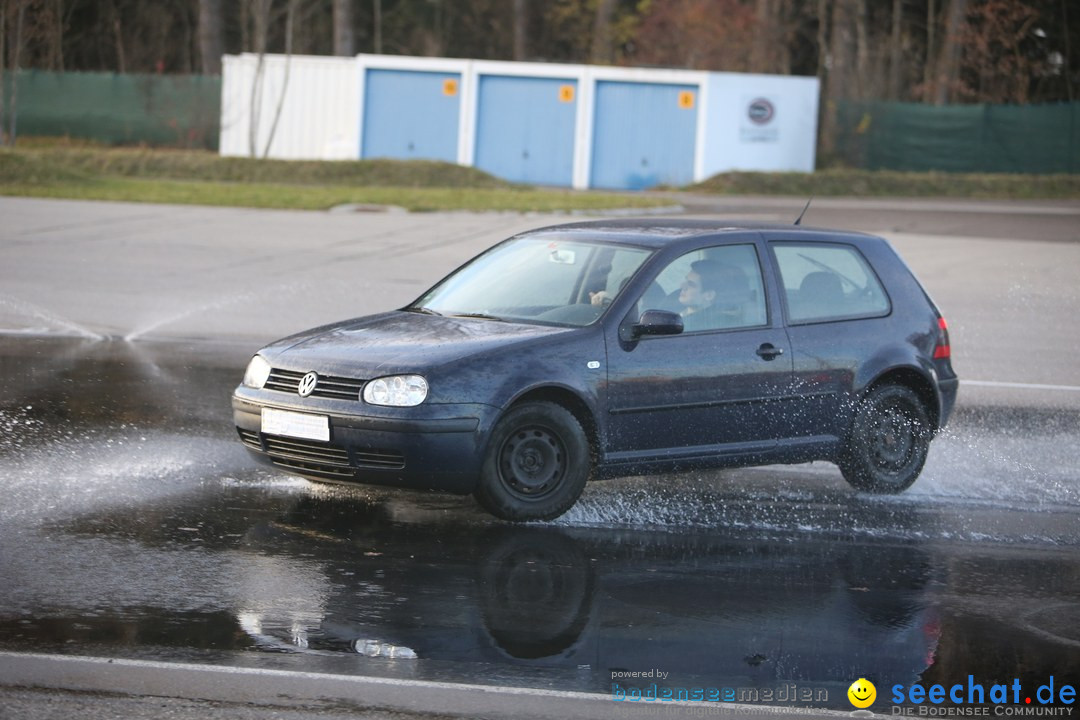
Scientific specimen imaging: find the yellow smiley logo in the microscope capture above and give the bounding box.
[848,678,877,709]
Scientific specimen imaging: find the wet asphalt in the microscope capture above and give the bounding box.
[0,197,1078,716]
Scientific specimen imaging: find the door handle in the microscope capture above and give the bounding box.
[756,343,784,360]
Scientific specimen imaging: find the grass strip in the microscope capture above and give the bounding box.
[4,142,1077,208]
[0,146,671,212]
[0,175,669,213]
[691,169,1080,200]
[0,145,512,188]
[5,147,514,188]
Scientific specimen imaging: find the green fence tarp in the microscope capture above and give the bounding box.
[1,70,220,149]
[835,100,1080,174]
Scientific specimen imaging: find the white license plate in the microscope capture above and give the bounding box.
[261,408,330,442]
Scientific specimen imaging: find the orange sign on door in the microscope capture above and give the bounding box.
[443,78,459,96]
[678,91,696,109]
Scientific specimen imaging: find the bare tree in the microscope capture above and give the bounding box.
[1,0,1075,108]
[818,0,858,159]
[198,0,224,74]
[107,0,125,72]
[923,0,936,95]
[590,0,616,65]
[752,0,790,73]
[333,0,353,56]
[239,0,249,53]
[828,0,856,101]
[512,0,526,61]
[816,0,828,84]
[888,0,903,99]
[372,0,381,54]
[245,0,299,157]
[51,0,62,69]
[7,0,26,145]
[248,0,270,157]
[854,0,871,98]
[815,0,829,153]
[631,0,755,71]
[934,0,968,104]
[263,0,298,158]
[1,0,6,146]
[1064,0,1074,102]
[956,0,1043,104]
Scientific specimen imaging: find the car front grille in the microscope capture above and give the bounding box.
[353,449,406,469]
[238,428,406,476]
[264,435,354,478]
[237,428,262,451]
[265,368,366,400]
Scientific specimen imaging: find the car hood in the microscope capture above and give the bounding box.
[260,311,572,375]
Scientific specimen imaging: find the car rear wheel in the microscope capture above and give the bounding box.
[839,384,932,493]
[475,402,591,522]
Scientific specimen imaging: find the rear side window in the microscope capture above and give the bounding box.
[772,243,890,324]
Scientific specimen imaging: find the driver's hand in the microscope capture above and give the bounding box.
[589,291,611,306]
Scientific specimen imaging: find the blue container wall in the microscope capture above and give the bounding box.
[361,69,460,162]
[473,75,577,186]
[590,81,698,190]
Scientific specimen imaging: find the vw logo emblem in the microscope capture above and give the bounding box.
[297,372,319,397]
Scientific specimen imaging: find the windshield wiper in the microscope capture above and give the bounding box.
[451,312,506,322]
[404,306,443,316]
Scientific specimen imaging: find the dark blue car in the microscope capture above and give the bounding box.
[233,220,958,521]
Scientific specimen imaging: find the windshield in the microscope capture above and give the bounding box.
[411,236,653,327]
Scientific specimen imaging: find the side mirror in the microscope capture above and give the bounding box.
[632,309,684,338]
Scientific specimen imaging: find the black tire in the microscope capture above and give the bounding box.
[475,401,591,521]
[839,384,932,493]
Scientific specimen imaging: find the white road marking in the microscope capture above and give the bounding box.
[0,650,603,700]
[963,380,1080,392]
[0,651,859,718]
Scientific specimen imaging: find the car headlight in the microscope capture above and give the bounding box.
[363,375,428,407]
[243,355,272,389]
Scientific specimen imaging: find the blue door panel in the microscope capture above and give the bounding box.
[362,69,460,162]
[590,81,698,190]
[474,75,577,186]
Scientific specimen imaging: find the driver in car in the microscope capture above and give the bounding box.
[679,260,749,331]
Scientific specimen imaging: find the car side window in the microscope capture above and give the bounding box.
[638,244,768,333]
[772,243,890,324]
[588,246,656,301]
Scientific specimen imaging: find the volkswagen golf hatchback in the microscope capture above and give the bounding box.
[233,220,958,521]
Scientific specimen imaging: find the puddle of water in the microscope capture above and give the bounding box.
[1,335,1079,711]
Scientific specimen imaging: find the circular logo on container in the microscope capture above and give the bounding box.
[297,372,319,397]
[748,98,775,125]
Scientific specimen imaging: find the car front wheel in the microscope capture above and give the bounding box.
[475,402,591,522]
[839,384,932,493]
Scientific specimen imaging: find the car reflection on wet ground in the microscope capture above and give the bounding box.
[1,336,1078,712]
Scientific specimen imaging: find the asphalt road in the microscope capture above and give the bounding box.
[3,194,1079,387]
[1,196,1078,719]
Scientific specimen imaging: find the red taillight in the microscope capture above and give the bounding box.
[933,316,951,359]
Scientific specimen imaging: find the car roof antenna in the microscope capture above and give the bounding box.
[794,196,814,226]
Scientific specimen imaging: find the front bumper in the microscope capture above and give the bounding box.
[232,387,497,494]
